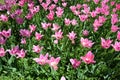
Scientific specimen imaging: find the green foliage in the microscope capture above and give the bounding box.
[0,0,120,80]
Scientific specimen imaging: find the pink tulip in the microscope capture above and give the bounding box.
[60,76,66,80]
[64,18,71,26]
[46,10,54,21]
[52,30,63,40]
[56,7,64,18]
[67,31,77,44]
[29,24,36,32]
[0,47,6,57]
[79,15,88,22]
[111,14,118,25]
[33,53,49,65]
[41,22,51,30]
[48,4,56,10]
[0,14,8,22]
[52,23,60,31]
[16,49,26,58]
[21,38,26,44]
[7,45,19,55]
[81,51,96,64]
[53,0,58,4]
[117,31,120,40]
[111,25,119,32]
[112,41,120,51]
[82,30,89,36]
[0,35,6,45]
[101,38,113,49]
[47,57,60,70]
[70,58,81,68]
[93,0,99,4]
[62,2,67,7]
[71,19,77,26]
[1,29,11,38]
[25,13,33,20]
[32,45,43,53]
[80,37,94,48]
[116,3,120,10]
[41,2,48,11]
[20,29,31,37]
[35,32,43,41]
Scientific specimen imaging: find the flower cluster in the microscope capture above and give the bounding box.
[33,53,60,70]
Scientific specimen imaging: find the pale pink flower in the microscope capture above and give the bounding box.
[117,31,120,40]
[90,11,97,18]
[0,47,6,57]
[52,23,60,31]
[81,51,96,64]
[15,9,23,15]
[31,6,40,14]
[52,30,63,40]
[18,0,25,7]
[73,10,80,16]
[111,14,118,25]
[82,6,90,14]
[7,45,19,55]
[28,2,34,9]
[70,58,81,69]
[53,0,58,4]
[93,0,99,4]
[54,40,58,44]
[67,31,77,44]
[56,7,64,18]
[111,25,119,32]
[112,8,117,13]
[79,15,88,22]
[35,32,43,41]
[16,49,26,58]
[47,57,60,70]
[80,37,94,48]
[101,38,113,49]
[93,19,102,32]
[82,30,89,36]
[0,35,6,45]
[48,4,56,10]
[39,0,43,3]
[29,24,36,32]
[1,29,11,38]
[46,0,51,5]
[76,4,82,9]
[70,6,76,13]
[64,18,71,26]
[41,22,51,30]
[60,76,66,80]
[62,2,67,7]
[101,4,109,15]
[46,10,54,21]
[25,13,33,20]
[32,45,43,53]
[111,41,120,51]
[33,53,49,65]
[98,16,106,24]
[20,29,31,37]
[41,2,48,11]
[71,19,77,26]
[21,38,26,44]
[95,7,101,14]
[0,14,8,22]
